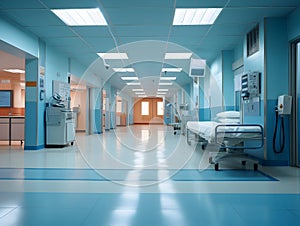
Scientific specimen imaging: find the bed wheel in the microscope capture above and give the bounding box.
[253,163,258,171]
[201,144,206,150]
[174,131,176,135]
[214,163,219,171]
[209,156,213,164]
[242,160,246,166]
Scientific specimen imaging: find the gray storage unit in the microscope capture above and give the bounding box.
[46,107,75,146]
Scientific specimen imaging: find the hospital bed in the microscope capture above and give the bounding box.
[186,119,264,171]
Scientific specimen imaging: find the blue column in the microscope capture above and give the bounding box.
[128,97,134,125]
[24,58,45,150]
[91,88,102,134]
[110,87,116,129]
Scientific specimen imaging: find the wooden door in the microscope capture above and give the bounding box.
[133,98,164,124]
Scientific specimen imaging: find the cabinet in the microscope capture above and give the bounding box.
[46,107,75,146]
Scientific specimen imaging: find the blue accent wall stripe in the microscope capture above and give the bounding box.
[25,101,37,147]
[24,144,45,151]
[199,108,211,121]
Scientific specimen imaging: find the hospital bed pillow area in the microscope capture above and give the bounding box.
[215,110,240,124]
[186,111,264,171]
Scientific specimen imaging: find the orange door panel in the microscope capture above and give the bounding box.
[133,98,163,124]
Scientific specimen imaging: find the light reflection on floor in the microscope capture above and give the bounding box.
[0,125,299,225]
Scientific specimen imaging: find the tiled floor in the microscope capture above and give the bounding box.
[0,125,300,226]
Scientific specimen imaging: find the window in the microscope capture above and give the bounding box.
[157,102,164,115]
[247,24,259,57]
[141,101,149,115]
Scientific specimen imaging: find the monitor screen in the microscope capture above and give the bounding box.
[0,90,13,108]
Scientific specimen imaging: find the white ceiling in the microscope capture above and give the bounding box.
[0,50,24,71]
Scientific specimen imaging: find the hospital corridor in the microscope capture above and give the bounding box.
[1,0,300,226]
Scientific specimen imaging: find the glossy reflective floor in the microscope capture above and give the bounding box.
[0,125,300,226]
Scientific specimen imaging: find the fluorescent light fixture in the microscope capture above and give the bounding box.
[97,52,128,59]
[160,77,176,81]
[157,92,167,95]
[159,82,173,86]
[162,68,182,72]
[173,8,222,25]
[113,68,135,72]
[165,53,192,59]
[158,89,168,92]
[51,8,107,26]
[3,69,25,74]
[138,95,147,98]
[126,82,141,85]
[1,80,10,84]
[132,89,144,91]
[121,77,139,80]
[135,92,145,95]
[156,95,165,98]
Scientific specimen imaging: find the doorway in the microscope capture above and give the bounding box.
[70,81,86,133]
[290,40,300,167]
[0,49,25,146]
[133,98,164,124]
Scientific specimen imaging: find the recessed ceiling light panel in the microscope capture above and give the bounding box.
[159,82,173,86]
[132,89,144,92]
[113,68,135,72]
[126,82,141,85]
[165,53,192,59]
[173,8,222,25]
[158,89,168,92]
[120,77,139,80]
[97,53,128,59]
[162,68,182,72]
[160,77,176,81]
[51,8,108,26]
[3,69,25,74]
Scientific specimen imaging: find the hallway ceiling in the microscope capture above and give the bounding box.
[0,0,300,97]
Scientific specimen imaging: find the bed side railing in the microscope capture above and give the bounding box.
[214,124,264,150]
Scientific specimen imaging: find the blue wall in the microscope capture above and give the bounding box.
[243,20,265,126]
[233,39,244,62]
[264,18,289,164]
[45,46,69,99]
[237,18,290,165]
[222,50,234,109]
[241,20,265,160]
[199,51,234,121]
[287,6,300,41]
[0,17,38,57]
[209,54,223,119]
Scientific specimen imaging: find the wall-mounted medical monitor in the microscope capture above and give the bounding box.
[0,90,13,108]
[189,58,206,77]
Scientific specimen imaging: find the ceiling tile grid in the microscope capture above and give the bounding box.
[1,0,300,94]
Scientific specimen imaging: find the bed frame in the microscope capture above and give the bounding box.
[186,122,264,171]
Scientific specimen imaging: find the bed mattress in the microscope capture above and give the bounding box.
[186,121,262,143]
